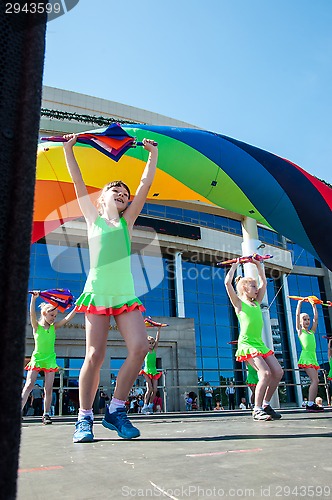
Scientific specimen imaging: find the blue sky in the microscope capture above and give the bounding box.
[43,0,332,182]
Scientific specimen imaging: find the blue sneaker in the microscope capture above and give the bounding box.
[102,407,140,439]
[73,416,94,443]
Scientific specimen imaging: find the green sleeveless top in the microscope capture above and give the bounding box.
[25,324,58,371]
[143,350,158,376]
[298,329,319,367]
[235,301,271,359]
[298,329,316,352]
[76,216,143,313]
[328,358,332,379]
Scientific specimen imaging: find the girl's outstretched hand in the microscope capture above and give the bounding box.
[31,290,40,298]
[142,138,158,153]
[63,134,77,149]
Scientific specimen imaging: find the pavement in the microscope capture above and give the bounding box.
[18,409,332,500]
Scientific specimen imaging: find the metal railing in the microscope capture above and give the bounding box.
[35,366,331,416]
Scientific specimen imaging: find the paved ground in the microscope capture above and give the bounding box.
[18,409,332,500]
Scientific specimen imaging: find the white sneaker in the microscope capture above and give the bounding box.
[252,409,272,421]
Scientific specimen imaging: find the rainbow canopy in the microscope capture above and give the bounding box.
[35,124,332,270]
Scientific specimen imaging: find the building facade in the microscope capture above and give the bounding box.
[26,87,332,411]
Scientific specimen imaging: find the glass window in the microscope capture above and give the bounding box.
[198,303,215,325]
[197,270,213,295]
[184,302,199,323]
[142,204,244,237]
[202,371,219,385]
[68,358,84,378]
[110,358,126,387]
[184,290,198,303]
[200,326,217,347]
[202,356,219,368]
[287,242,318,268]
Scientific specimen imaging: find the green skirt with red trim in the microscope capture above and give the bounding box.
[298,350,320,370]
[236,344,273,362]
[139,369,162,380]
[25,364,58,373]
[75,292,145,316]
[245,365,259,386]
[25,353,58,372]
[328,359,332,380]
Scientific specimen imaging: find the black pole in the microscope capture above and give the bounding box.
[0,6,47,499]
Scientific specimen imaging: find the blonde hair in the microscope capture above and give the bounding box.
[235,276,257,297]
[96,181,131,215]
[39,302,57,319]
[300,312,310,323]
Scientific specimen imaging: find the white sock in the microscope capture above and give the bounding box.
[263,400,270,407]
[108,397,126,414]
[78,408,93,420]
[254,406,263,412]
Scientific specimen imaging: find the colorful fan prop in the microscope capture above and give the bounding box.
[35,124,332,271]
[41,123,157,163]
[288,295,332,307]
[218,253,273,266]
[29,288,75,312]
[144,316,169,328]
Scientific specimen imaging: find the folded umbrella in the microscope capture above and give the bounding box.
[218,253,273,266]
[29,288,75,312]
[41,122,157,162]
[288,295,332,307]
[144,316,169,328]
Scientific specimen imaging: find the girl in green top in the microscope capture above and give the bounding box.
[225,257,283,421]
[64,134,158,442]
[140,328,162,414]
[245,362,259,408]
[327,338,332,382]
[296,299,323,412]
[327,338,332,406]
[22,291,76,424]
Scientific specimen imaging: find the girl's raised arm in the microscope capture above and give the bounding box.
[310,300,318,333]
[154,327,161,350]
[54,308,77,330]
[253,258,267,304]
[296,299,304,334]
[123,139,158,229]
[30,292,39,331]
[224,262,241,311]
[63,135,98,225]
